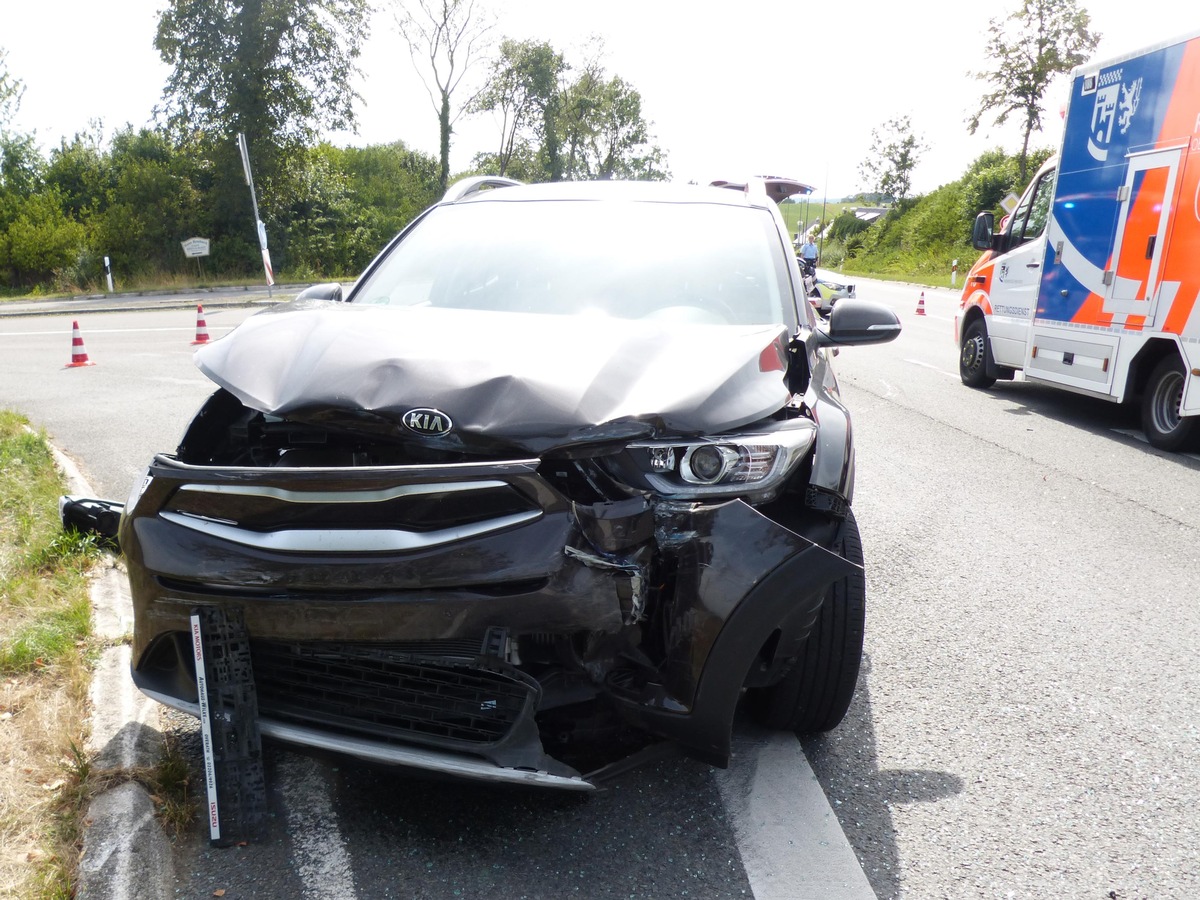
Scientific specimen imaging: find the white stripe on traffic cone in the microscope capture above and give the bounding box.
[65,320,95,367]
[191,304,210,344]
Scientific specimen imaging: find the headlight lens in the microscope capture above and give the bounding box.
[624,422,817,500]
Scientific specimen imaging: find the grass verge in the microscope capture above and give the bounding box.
[0,412,102,897]
[0,412,200,897]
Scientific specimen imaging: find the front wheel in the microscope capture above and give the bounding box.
[747,510,865,734]
[1142,355,1198,451]
[959,319,996,388]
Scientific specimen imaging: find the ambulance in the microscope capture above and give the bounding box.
[956,30,1200,450]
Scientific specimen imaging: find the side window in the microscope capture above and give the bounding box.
[1022,170,1055,240]
[1009,170,1056,247]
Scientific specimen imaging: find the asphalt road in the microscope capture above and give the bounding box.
[811,281,1200,898]
[3,282,1198,897]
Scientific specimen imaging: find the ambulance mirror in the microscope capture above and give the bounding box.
[972,211,995,251]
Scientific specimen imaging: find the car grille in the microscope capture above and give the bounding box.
[250,640,538,748]
[158,478,544,554]
[164,480,539,532]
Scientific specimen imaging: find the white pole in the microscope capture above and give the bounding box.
[237,133,274,298]
[104,256,114,293]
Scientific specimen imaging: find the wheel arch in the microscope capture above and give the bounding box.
[959,302,988,333]
[1127,336,1184,402]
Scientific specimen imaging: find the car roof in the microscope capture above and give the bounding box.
[441,177,804,212]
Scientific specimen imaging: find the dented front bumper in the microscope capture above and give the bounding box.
[120,453,853,786]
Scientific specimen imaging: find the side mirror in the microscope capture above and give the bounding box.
[813,299,901,347]
[971,211,995,251]
[296,282,345,302]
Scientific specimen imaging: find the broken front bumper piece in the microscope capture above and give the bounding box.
[120,454,855,788]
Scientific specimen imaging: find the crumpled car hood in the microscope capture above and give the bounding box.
[194,300,792,451]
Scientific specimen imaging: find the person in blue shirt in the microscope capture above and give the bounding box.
[799,236,819,275]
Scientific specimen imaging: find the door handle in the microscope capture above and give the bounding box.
[1146,235,1157,259]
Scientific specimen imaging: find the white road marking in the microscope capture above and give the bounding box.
[716,728,875,900]
[905,358,958,378]
[278,754,360,900]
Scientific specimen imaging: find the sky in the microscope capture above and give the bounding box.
[2,1,1197,197]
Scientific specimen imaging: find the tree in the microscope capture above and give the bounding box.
[45,127,111,221]
[586,76,667,180]
[967,0,1099,182]
[98,129,207,275]
[859,116,926,203]
[155,0,372,265]
[337,140,440,241]
[156,0,371,150]
[470,39,565,178]
[556,56,605,181]
[0,133,41,202]
[959,145,1055,215]
[547,51,667,182]
[0,47,23,133]
[393,0,494,192]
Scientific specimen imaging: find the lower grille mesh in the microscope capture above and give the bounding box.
[250,641,535,747]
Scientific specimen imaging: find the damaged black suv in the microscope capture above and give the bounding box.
[119,176,900,789]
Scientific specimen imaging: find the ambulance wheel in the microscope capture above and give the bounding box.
[959,319,995,388]
[1142,355,1198,451]
[748,511,865,734]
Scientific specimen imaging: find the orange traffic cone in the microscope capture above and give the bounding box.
[915,291,926,316]
[65,320,95,368]
[191,304,210,344]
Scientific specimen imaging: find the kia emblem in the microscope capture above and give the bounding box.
[402,408,453,437]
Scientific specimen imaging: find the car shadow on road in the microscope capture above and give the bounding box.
[977,380,1200,462]
[169,727,756,898]
[801,654,964,899]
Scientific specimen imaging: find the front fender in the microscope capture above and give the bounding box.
[609,500,856,766]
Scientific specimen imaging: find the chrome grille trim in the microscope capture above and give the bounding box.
[159,509,543,552]
[176,480,510,504]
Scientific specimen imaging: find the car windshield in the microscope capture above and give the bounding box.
[352,198,792,327]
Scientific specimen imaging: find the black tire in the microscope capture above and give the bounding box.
[1141,355,1198,451]
[959,318,996,388]
[749,510,866,734]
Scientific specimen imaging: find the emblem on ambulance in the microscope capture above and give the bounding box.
[1087,69,1143,162]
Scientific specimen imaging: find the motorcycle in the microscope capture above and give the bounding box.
[798,257,821,306]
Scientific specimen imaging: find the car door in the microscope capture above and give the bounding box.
[1102,147,1181,330]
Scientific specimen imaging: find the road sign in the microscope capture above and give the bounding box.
[181,237,211,258]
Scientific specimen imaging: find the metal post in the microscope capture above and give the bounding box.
[818,173,829,263]
[236,133,274,298]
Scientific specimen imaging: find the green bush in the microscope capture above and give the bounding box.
[840,147,1051,284]
[0,190,86,288]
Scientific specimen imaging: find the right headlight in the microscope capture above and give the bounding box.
[615,421,817,501]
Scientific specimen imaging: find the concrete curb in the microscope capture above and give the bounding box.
[0,284,313,318]
[48,443,174,900]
